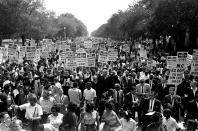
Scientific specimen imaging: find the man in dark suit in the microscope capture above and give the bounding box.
[142,89,162,115]
[97,69,114,95]
[163,86,181,121]
[121,70,130,89]
[124,87,139,119]
[114,83,124,114]
[186,79,198,103]
[186,95,198,121]
[176,77,191,117]
[185,80,198,121]
[123,73,139,94]
[141,88,162,130]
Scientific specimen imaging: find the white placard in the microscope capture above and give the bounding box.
[26,46,36,60]
[191,49,198,76]
[98,50,108,64]
[8,44,18,63]
[76,52,87,67]
[167,56,177,69]
[107,48,118,61]
[84,41,92,49]
[87,53,96,67]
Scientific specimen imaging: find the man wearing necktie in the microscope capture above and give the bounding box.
[136,79,151,99]
[135,79,151,124]
[124,87,139,119]
[114,83,124,114]
[163,86,181,122]
[141,89,162,130]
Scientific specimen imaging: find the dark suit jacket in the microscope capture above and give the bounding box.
[163,94,181,111]
[186,87,198,102]
[121,76,128,88]
[186,101,198,120]
[177,80,190,97]
[142,98,162,115]
[97,74,114,94]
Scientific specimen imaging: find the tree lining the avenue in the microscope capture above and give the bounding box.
[91,0,198,52]
[0,0,88,45]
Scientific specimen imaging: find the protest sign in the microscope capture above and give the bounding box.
[0,47,8,62]
[177,51,188,67]
[167,56,177,69]
[187,54,192,67]
[107,48,118,61]
[84,41,92,49]
[86,53,96,67]
[65,51,75,59]
[168,61,185,85]
[70,43,77,52]
[65,56,77,71]
[8,44,18,63]
[98,50,108,64]
[76,52,87,67]
[41,44,50,59]
[26,46,36,60]
[59,52,66,63]
[168,53,186,85]
[191,49,198,76]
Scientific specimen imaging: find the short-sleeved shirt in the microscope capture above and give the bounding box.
[164,117,178,131]
[39,97,55,113]
[68,88,81,106]
[47,113,64,130]
[19,103,43,119]
[120,118,136,131]
[83,88,96,102]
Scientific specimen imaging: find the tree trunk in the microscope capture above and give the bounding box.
[184,26,190,48]
[21,34,26,46]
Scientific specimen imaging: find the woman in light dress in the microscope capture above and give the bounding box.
[101,102,121,131]
[43,105,63,131]
[78,103,100,131]
[119,111,137,131]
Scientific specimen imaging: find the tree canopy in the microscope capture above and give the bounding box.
[91,0,198,50]
[0,0,88,43]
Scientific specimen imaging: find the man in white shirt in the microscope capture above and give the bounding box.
[83,82,97,104]
[163,108,180,131]
[68,82,82,107]
[14,93,43,131]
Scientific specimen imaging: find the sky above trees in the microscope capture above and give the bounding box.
[45,0,138,34]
